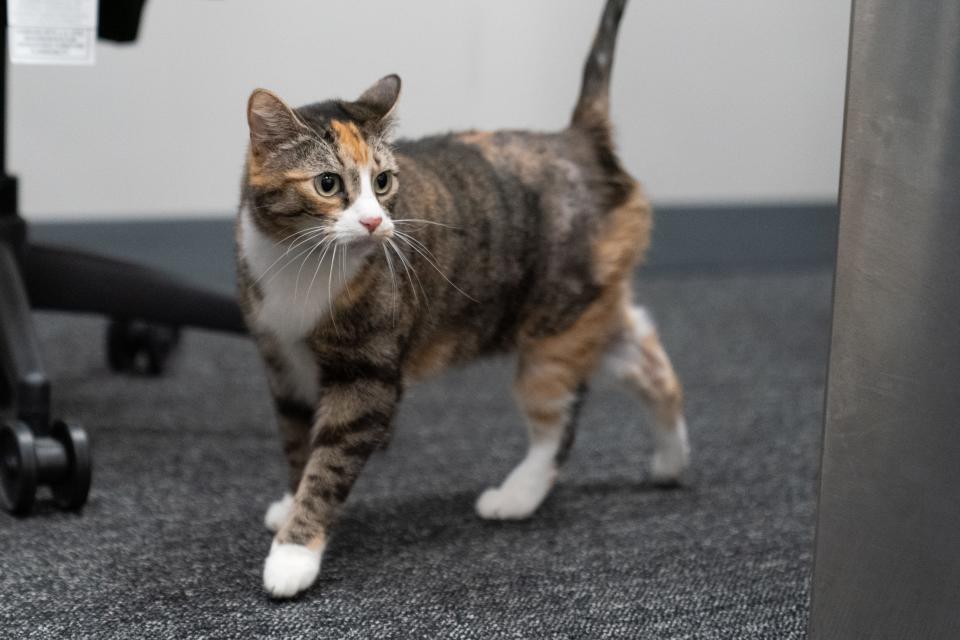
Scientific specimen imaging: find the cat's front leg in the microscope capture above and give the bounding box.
[253,333,319,533]
[262,398,313,532]
[262,360,400,598]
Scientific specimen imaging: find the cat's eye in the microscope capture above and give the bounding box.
[314,173,342,197]
[374,172,392,195]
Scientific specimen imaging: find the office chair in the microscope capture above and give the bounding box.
[0,1,246,515]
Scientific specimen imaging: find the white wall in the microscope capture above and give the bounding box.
[9,0,850,221]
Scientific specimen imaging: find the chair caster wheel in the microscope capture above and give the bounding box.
[107,319,181,376]
[0,420,38,515]
[49,421,91,510]
[0,419,91,515]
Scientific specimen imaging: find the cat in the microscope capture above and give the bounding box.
[236,0,689,598]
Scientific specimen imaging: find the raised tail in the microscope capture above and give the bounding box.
[571,0,629,134]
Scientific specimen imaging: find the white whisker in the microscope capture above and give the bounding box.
[382,244,399,323]
[327,243,340,335]
[388,238,426,305]
[252,227,328,285]
[340,244,353,299]
[261,234,329,288]
[301,236,337,333]
[393,231,478,302]
[392,218,460,230]
[293,235,333,302]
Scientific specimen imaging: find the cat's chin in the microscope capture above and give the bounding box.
[341,235,389,249]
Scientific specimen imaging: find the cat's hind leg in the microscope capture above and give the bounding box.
[476,297,616,520]
[604,304,689,484]
[475,368,588,520]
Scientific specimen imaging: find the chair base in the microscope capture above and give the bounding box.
[0,212,245,514]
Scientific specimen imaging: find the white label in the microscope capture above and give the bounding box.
[8,0,98,65]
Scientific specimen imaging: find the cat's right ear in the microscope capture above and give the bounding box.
[247,89,304,153]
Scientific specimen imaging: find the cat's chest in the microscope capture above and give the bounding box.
[240,207,359,343]
[244,238,332,343]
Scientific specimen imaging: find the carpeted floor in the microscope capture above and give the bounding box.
[0,268,831,639]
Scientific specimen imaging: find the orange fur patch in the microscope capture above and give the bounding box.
[246,150,283,190]
[456,131,494,146]
[518,284,625,414]
[516,185,649,388]
[306,531,327,552]
[524,405,566,427]
[591,185,652,285]
[331,120,371,165]
[247,149,322,192]
[639,330,684,424]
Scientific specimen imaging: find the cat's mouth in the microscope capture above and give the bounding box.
[342,229,394,245]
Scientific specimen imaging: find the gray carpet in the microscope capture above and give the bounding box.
[0,268,831,639]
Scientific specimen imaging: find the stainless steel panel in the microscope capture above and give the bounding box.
[809,1,960,638]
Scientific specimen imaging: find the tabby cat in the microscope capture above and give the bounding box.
[237,0,689,598]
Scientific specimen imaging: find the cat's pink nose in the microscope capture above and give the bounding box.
[360,215,382,233]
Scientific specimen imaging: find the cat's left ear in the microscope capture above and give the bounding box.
[343,74,401,130]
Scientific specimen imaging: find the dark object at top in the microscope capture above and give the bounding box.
[98,0,147,43]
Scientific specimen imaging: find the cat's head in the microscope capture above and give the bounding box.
[244,75,401,247]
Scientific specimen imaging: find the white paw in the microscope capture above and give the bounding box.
[262,540,322,598]
[475,477,552,520]
[650,436,690,485]
[650,447,689,484]
[264,493,294,533]
[477,487,533,520]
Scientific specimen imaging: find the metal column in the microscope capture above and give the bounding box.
[809,1,960,638]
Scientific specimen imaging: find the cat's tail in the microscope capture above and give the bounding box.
[570,0,628,137]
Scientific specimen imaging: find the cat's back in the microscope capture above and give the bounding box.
[394,127,632,233]
[389,125,649,355]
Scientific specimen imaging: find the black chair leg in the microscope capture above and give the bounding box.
[0,242,91,515]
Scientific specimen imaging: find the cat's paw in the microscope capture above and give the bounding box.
[475,486,542,520]
[649,427,690,485]
[264,493,294,533]
[262,540,323,599]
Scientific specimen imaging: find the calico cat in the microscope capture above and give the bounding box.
[236,0,689,598]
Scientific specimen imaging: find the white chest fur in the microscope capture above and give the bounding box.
[241,207,336,342]
[239,206,365,401]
